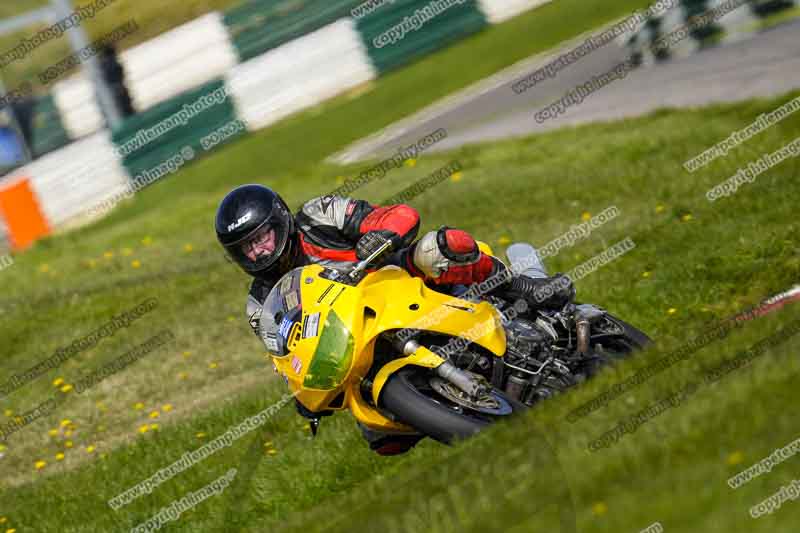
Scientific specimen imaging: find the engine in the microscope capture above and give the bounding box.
[502,316,578,406]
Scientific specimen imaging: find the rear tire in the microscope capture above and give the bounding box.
[575,313,652,379]
[380,368,523,444]
[608,313,651,347]
[600,313,652,356]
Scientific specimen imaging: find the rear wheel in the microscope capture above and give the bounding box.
[594,313,652,355]
[380,367,524,444]
[576,313,652,378]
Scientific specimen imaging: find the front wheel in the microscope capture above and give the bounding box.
[380,368,524,444]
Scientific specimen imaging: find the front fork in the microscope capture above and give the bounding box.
[371,339,493,407]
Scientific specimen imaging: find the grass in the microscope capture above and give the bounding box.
[0,1,799,531]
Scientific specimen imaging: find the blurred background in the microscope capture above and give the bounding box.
[0,0,798,251]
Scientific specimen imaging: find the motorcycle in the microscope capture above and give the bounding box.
[258,240,651,443]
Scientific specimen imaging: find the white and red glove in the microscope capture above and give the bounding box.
[406,227,495,285]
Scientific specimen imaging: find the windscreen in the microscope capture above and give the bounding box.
[259,267,303,357]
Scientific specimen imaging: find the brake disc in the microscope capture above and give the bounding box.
[429,376,513,415]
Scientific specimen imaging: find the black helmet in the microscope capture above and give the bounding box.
[215,185,298,279]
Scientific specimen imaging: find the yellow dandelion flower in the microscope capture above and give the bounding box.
[98,425,106,432]
[141,236,153,245]
[138,425,149,434]
[581,212,591,222]
[60,419,72,428]
[65,440,73,448]
[35,460,46,470]
[267,449,277,455]
[131,260,141,268]
[60,384,73,393]
[183,244,194,253]
[52,377,64,387]
[88,259,97,268]
[642,271,651,278]
[149,411,159,419]
[450,171,463,182]
[86,445,95,453]
[196,432,207,439]
[178,372,188,380]
[64,430,73,437]
[227,316,235,322]
[498,236,511,245]
[103,251,114,259]
[681,213,692,222]
[13,417,22,424]
[209,362,218,369]
[121,248,133,256]
[56,452,65,461]
[182,351,191,358]
[404,158,417,167]
[3,410,12,417]
[263,441,273,448]
[667,308,677,315]
[655,204,665,213]
[6,528,16,533]
[150,424,159,431]
[727,451,744,466]
[0,444,5,451]
[134,402,144,410]
[39,264,50,273]
[0,517,5,524]
[591,502,608,516]
[162,404,173,412]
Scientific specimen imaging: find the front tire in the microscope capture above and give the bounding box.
[380,368,523,444]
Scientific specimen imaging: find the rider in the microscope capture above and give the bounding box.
[215,184,574,455]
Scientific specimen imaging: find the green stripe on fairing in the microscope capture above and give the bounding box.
[304,309,355,390]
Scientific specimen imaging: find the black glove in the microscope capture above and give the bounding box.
[355,230,400,260]
[503,273,576,310]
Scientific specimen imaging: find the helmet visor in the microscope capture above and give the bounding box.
[225,219,289,273]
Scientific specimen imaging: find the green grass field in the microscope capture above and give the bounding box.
[1,1,799,531]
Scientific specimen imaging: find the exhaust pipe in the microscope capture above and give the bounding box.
[395,338,486,397]
[576,317,590,356]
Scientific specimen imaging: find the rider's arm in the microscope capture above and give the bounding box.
[401,226,502,285]
[296,195,420,257]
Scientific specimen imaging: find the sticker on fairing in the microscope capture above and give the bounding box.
[302,312,320,338]
[284,291,299,310]
[278,316,293,339]
[279,274,293,294]
[291,356,303,374]
[264,334,279,353]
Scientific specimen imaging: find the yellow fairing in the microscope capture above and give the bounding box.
[477,240,494,256]
[271,261,507,433]
[370,345,445,406]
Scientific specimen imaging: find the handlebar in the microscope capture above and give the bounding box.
[348,239,394,280]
